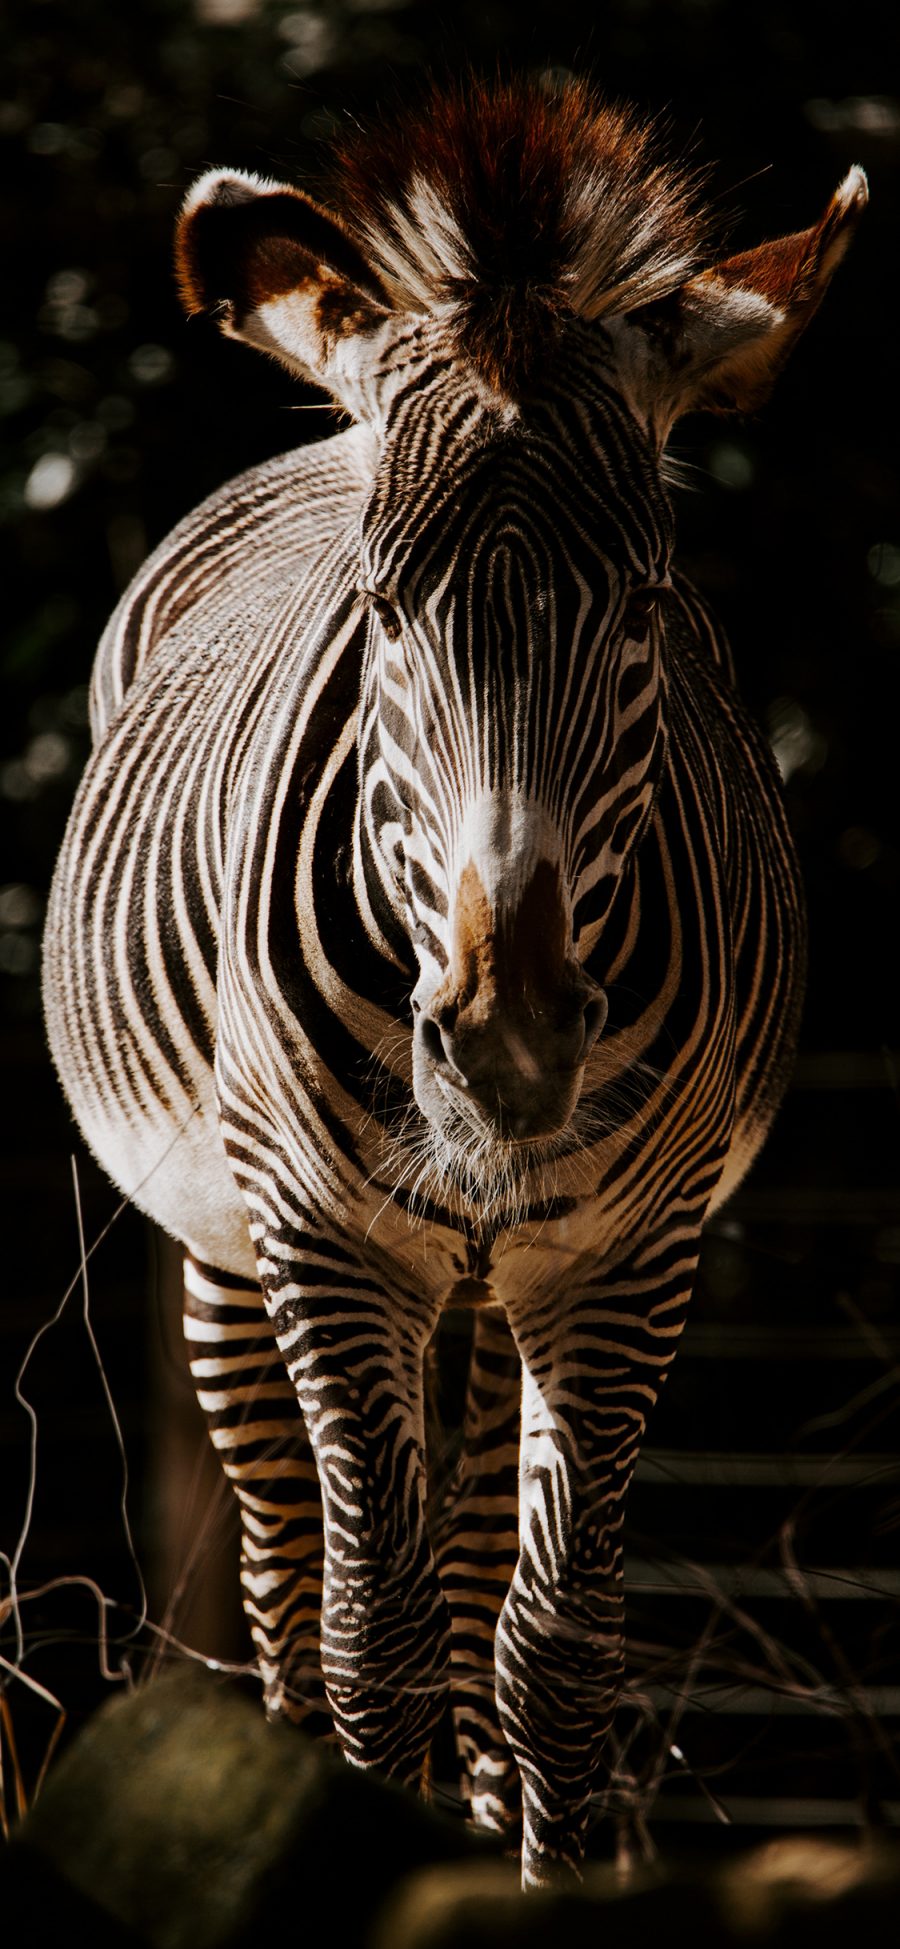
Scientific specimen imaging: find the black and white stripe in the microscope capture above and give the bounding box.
[44,80,864,1886]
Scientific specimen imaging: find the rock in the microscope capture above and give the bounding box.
[7,1670,898,1948]
[2,1666,485,1947]
[718,1834,900,1947]
[371,1859,721,1949]
[370,1837,900,1949]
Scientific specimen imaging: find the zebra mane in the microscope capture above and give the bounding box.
[332,77,709,392]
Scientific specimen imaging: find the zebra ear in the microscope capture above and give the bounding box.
[175,169,392,415]
[627,166,868,427]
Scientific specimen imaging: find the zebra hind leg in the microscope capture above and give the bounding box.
[432,1307,522,1837]
[182,1254,330,1735]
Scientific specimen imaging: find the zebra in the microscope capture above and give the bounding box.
[42,79,866,1885]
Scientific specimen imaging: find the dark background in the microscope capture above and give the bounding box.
[1,0,898,1843]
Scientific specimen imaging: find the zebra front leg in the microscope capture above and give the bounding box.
[498,1230,700,1886]
[263,1248,451,1789]
[432,1307,521,1834]
[182,1255,329,1733]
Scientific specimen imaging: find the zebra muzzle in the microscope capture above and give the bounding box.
[414,983,607,1142]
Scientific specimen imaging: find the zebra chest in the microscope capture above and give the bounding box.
[215,763,741,1303]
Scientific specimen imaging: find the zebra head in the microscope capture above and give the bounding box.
[352,364,672,1148]
[177,82,866,1167]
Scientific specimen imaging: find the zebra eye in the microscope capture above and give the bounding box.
[368,592,403,641]
[621,589,660,639]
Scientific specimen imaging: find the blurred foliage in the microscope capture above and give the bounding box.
[1,0,898,1048]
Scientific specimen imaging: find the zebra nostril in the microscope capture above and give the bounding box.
[418,1015,446,1066]
[580,993,608,1060]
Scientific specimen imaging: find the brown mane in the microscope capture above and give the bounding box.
[332,76,709,392]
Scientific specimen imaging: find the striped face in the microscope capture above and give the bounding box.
[355,329,674,1154]
[174,140,864,1194]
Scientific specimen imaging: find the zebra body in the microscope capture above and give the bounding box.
[44,83,865,1882]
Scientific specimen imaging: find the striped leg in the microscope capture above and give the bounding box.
[497,1229,700,1887]
[261,1241,451,1789]
[433,1308,521,1834]
[182,1254,329,1732]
